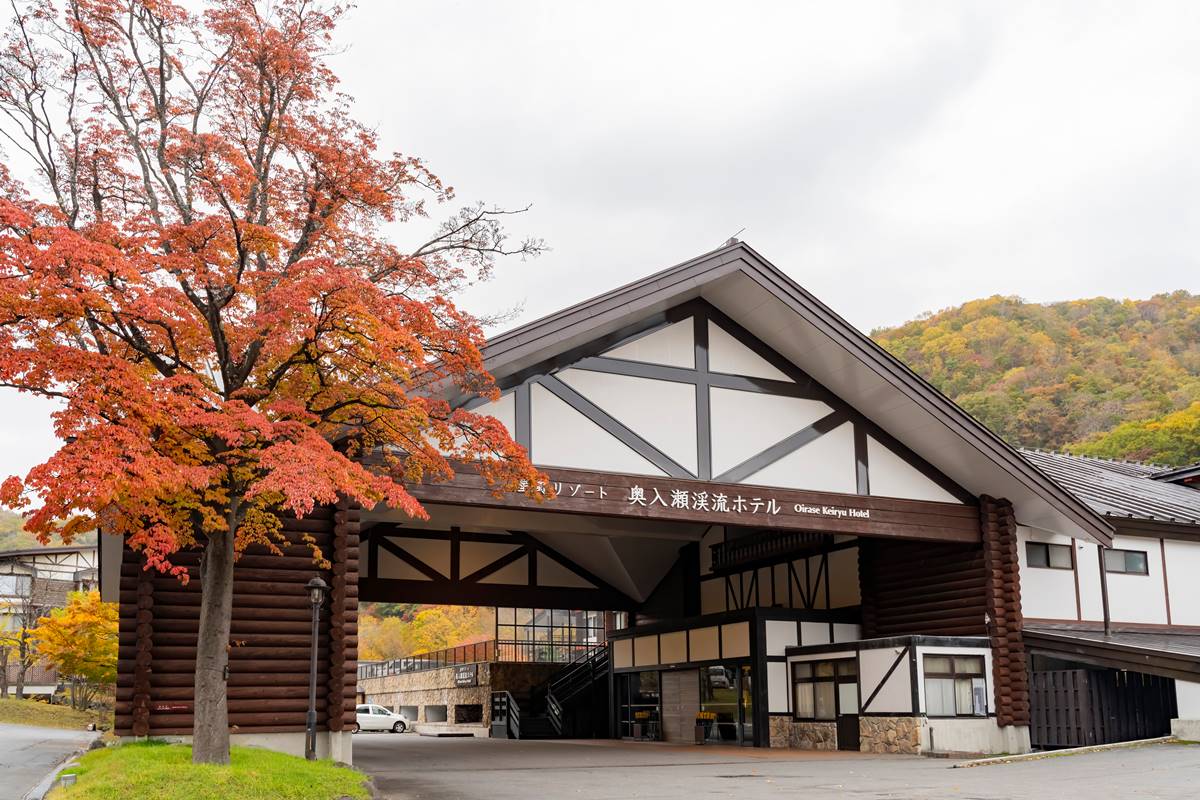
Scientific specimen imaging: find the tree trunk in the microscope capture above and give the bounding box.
[15,636,28,700]
[192,526,236,764]
[0,646,9,699]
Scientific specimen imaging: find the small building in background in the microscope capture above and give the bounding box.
[1,544,98,696]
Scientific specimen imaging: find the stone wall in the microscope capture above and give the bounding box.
[788,721,838,750]
[361,662,493,730]
[358,661,564,734]
[859,716,921,754]
[768,716,791,748]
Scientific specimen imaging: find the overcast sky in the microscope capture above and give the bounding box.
[2,1,1199,489]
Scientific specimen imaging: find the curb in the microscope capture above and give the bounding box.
[951,736,1177,768]
[22,733,101,800]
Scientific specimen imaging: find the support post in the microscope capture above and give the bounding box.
[1097,546,1112,637]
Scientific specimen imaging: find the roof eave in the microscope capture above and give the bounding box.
[480,241,1115,547]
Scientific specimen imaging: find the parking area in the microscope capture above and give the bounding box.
[354,736,1200,800]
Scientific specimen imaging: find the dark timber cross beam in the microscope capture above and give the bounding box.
[360,525,639,610]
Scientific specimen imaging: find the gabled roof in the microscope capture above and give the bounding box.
[481,241,1115,546]
[1020,449,1200,528]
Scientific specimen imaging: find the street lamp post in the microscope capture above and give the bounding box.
[305,576,329,761]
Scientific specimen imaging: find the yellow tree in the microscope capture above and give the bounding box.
[31,591,118,710]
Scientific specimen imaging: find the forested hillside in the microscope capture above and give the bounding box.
[0,508,97,552]
[872,291,1200,465]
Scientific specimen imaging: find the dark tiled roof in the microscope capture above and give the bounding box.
[1020,449,1200,527]
[1026,623,1200,660]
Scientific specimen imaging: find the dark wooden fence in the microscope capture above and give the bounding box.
[1030,669,1176,749]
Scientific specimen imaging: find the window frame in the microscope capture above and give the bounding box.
[791,658,857,722]
[1025,541,1073,571]
[922,653,988,719]
[1103,548,1150,576]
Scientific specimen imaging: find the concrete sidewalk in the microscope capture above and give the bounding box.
[0,722,96,800]
[355,735,1200,799]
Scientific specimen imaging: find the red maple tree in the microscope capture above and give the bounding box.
[0,0,545,762]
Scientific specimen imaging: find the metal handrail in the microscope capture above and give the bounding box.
[358,639,606,680]
[545,645,608,736]
[491,690,521,739]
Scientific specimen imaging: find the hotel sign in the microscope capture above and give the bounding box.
[522,478,872,523]
[453,663,479,687]
[410,466,980,543]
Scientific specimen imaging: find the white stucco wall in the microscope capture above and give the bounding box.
[1017,526,1080,621]
[1018,528,1184,627]
[859,646,912,714]
[1105,534,1168,625]
[1164,540,1200,626]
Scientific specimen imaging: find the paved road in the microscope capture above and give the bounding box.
[0,723,96,800]
[355,735,1200,800]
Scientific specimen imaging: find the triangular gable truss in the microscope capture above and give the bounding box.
[467,299,972,504]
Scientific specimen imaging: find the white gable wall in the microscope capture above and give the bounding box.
[866,435,959,503]
[474,391,515,436]
[709,389,832,476]
[744,421,857,494]
[707,320,791,381]
[557,368,698,473]
[530,383,666,476]
[603,319,694,368]
[501,309,970,505]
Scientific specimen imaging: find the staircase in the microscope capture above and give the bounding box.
[490,646,610,740]
[546,645,609,737]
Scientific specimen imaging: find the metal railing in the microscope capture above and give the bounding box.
[358,640,496,680]
[709,530,829,572]
[358,640,606,680]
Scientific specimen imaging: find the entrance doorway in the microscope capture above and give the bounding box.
[700,664,755,745]
[792,658,859,751]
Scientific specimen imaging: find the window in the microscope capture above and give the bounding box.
[924,654,987,717]
[792,659,857,721]
[454,704,483,724]
[496,607,606,662]
[424,705,448,723]
[1104,549,1149,575]
[1026,542,1072,570]
[0,574,31,597]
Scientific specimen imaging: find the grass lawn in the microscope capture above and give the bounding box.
[0,697,105,730]
[49,741,371,800]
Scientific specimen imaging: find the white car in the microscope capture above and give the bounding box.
[354,704,410,733]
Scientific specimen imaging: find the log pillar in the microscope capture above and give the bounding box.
[980,495,1030,727]
[328,499,360,733]
[131,557,154,737]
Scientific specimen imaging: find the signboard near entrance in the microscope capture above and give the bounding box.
[409,466,981,543]
[454,663,479,687]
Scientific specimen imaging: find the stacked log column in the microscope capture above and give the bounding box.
[115,504,357,737]
[328,500,361,732]
[130,558,154,736]
[980,495,1029,727]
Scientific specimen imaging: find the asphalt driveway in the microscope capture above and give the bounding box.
[0,722,96,800]
[354,735,1200,800]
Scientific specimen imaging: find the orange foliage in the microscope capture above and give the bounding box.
[0,0,548,575]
